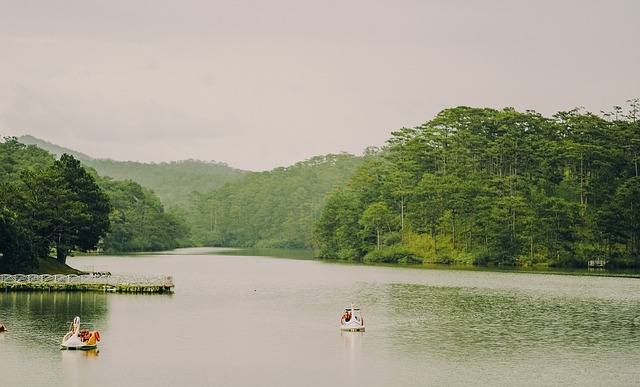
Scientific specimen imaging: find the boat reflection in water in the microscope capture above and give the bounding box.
[62,348,100,359]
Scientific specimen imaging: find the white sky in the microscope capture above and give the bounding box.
[1,0,638,171]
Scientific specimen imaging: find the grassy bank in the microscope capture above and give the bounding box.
[36,257,83,275]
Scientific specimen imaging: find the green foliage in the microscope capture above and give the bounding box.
[0,137,54,183]
[363,243,422,264]
[85,159,245,208]
[360,202,393,251]
[312,102,640,267]
[51,154,113,262]
[0,142,113,265]
[0,212,38,273]
[187,153,368,250]
[7,101,640,269]
[18,134,246,208]
[0,137,190,268]
[98,178,190,252]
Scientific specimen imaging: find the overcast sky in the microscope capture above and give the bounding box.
[1,1,638,171]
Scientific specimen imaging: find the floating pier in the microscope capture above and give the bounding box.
[0,274,174,294]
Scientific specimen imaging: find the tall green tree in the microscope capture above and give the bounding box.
[0,136,54,183]
[99,178,188,252]
[7,154,112,264]
[312,188,362,259]
[52,154,112,262]
[612,177,640,257]
[359,202,392,251]
[0,211,37,273]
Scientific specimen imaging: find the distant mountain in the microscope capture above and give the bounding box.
[18,135,93,161]
[18,135,246,207]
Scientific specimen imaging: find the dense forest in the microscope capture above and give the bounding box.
[3,101,639,272]
[0,138,189,272]
[312,102,640,268]
[184,152,370,248]
[0,136,365,272]
[0,140,111,271]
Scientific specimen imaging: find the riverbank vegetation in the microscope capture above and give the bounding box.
[2,100,639,272]
[0,144,111,271]
[184,153,369,248]
[0,138,189,272]
[312,102,640,268]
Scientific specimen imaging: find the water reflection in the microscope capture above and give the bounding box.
[61,348,101,387]
[3,252,640,386]
[385,282,640,361]
[61,348,100,361]
[341,330,364,352]
[340,331,364,381]
[216,247,316,260]
[0,292,109,346]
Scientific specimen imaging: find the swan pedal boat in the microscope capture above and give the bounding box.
[340,303,365,332]
[61,316,101,350]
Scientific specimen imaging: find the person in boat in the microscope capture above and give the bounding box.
[0,324,6,332]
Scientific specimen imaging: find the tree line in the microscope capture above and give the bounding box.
[1,136,361,273]
[184,153,369,248]
[0,137,188,273]
[0,135,362,273]
[312,101,640,268]
[3,100,639,272]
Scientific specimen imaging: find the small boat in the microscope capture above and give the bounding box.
[61,316,101,350]
[340,302,365,332]
[0,324,7,332]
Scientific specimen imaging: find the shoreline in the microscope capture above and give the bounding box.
[0,273,175,294]
[0,283,174,293]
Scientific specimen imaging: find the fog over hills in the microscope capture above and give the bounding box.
[18,135,246,207]
[19,135,94,162]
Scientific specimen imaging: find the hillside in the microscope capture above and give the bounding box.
[18,135,246,207]
[186,152,369,248]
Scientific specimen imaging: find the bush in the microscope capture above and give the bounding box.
[473,249,517,266]
[363,245,422,264]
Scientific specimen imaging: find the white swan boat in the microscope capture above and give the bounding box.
[340,303,365,332]
[61,316,101,350]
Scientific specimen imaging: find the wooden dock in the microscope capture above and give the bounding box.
[0,274,174,294]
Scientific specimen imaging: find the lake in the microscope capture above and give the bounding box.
[2,248,640,386]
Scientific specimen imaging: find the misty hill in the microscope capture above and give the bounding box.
[18,135,246,207]
[18,135,94,161]
[185,152,371,248]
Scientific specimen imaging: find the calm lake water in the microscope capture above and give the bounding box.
[2,248,640,386]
